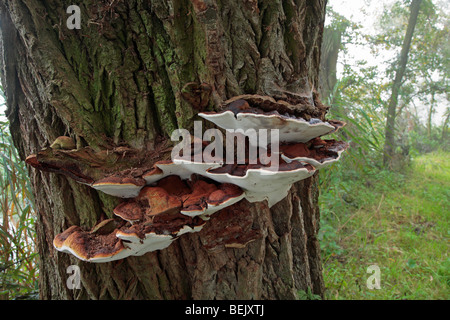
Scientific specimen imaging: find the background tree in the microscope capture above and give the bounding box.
[383,0,422,167]
[319,9,351,103]
[319,8,358,107]
[375,0,449,156]
[0,0,328,299]
[401,0,448,138]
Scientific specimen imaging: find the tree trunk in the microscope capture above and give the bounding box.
[441,108,449,145]
[0,0,327,299]
[383,0,422,168]
[427,91,435,138]
[319,27,341,103]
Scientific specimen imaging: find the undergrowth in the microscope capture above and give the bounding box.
[318,150,449,300]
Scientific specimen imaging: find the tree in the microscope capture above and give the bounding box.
[0,0,328,299]
[442,107,450,145]
[383,0,422,167]
[319,8,352,104]
[319,25,342,102]
[404,0,449,138]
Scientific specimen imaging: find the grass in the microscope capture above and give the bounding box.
[319,150,449,300]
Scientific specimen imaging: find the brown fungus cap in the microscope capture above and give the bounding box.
[202,153,316,207]
[181,180,218,214]
[25,139,172,193]
[53,225,129,263]
[92,175,146,198]
[280,138,349,169]
[199,97,346,144]
[54,206,208,263]
[207,183,244,206]
[115,175,245,220]
[113,186,181,223]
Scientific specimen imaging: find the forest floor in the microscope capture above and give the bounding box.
[318,151,449,300]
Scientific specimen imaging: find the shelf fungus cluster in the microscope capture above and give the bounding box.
[53,176,243,262]
[27,94,348,262]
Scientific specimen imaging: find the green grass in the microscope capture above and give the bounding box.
[319,150,449,300]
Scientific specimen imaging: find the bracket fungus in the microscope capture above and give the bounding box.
[143,159,222,185]
[199,96,345,144]
[203,157,316,207]
[53,224,130,263]
[53,175,245,262]
[279,138,349,169]
[114,175,245,220]
[92,176,146,198]
[53,215,207,262]
[27,92,349,263]
[25,139,172,196]
[114,217,207,257]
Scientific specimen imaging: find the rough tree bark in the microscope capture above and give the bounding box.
[0,0,327,299]
[383,0,422,168]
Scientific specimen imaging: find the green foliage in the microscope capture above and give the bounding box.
[409,121,449,153]
[319,151,449,300]
[0,89,38,300]
[297,287,322,300]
